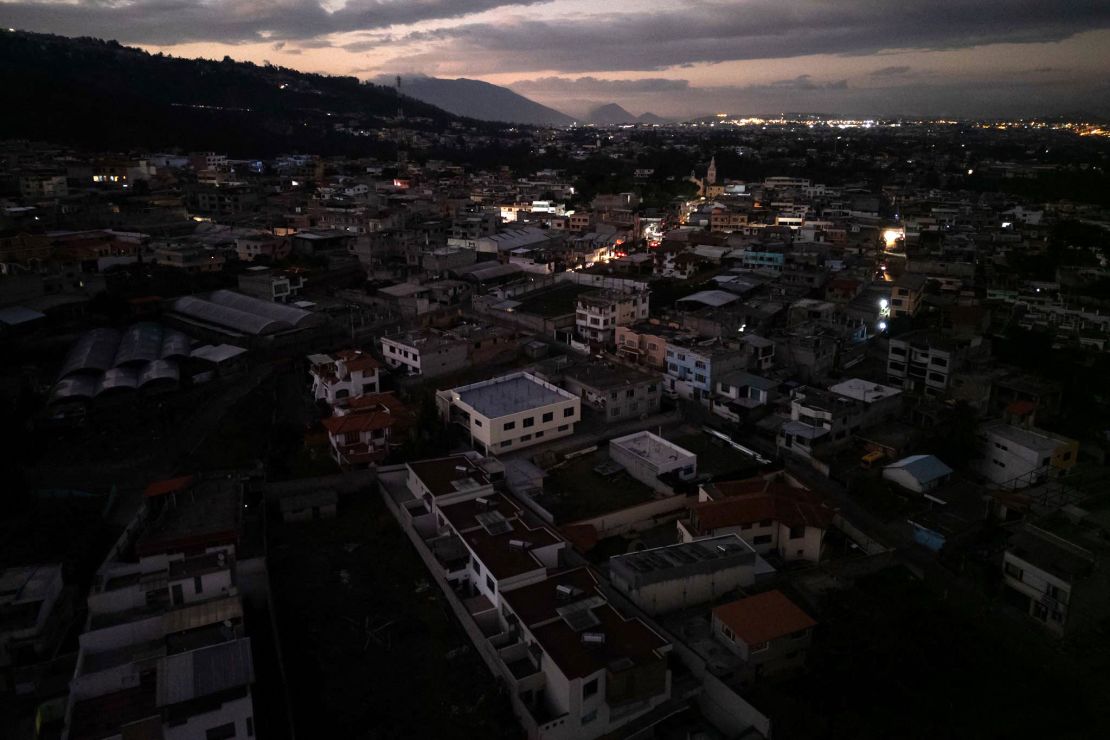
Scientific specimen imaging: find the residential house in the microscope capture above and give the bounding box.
[711,590,816,685]
[322,392,412,467]
[679,475,835,563]
[882,455,955,494]
[308,350,381,406]
[575,289,650,346]
[561,362,661,423]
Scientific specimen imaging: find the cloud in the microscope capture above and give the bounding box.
[510,76,690,94]
[388,1,1110,73]
[1,0,548,45]
[870,65,912,77]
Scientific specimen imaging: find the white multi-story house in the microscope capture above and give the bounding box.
[887,331,971,397]
[678,475,835,564]
[1002,507,1110,636]
[971,421,1078,487]
[64,476,257,740]
[308,350,381,406]
[380,330,469,378]
[436,373,580,455]
[575,289,650,346]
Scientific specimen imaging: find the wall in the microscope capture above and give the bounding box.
[569,495,693,539]
[613,564,757,616]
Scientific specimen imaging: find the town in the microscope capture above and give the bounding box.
[3,97,1110,739]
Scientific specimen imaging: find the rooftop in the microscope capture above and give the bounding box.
[712,590,816,646]
[829,378,902,404]
[610,431,695,468]
[982,421,1073,453]
[695,477,836,532]
[884,454,954,485]
[453,372,575,419]
[407,455,491,498]
[610,534,769,588]
[135,476,241,558]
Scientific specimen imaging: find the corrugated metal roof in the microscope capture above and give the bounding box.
[156,638,253,707]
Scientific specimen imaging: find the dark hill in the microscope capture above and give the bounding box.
[400,77,574,127]
[0,31,482,157]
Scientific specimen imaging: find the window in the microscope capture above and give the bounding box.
[789,526,805,539]
[928,372,946,383]
[582,709,597,725]
[473,419,482,427]
[486,575,495,593]
[626,389,635,398]
[558,425,569,432]
[523,417,535,428]
[678,353,686,361]
[500,440,512,448]
[246,716,254,737]
[758,519,773,528]
[695,373,706,383]
[695,360,706,369]
[206,724,237,740]
[542,411,554,423]
[564,407,574,417]
[648,384,657,392]
[583,678,599,698]
[504,421,516,431]
[668,363,678,371]
[722,625,735,641]
[535,431,544,439]
[194,576,203,594]
[611,408,621,417]
[520,434,532,442]
[753,534,773,545]
[1004,562,1022,580]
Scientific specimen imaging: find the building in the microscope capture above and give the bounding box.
[381,329,469,378]
[235,233,290,263]
[663,338,747,402]
[609,535,774,615]
[882,455,955,494]
[561,362,661,423]
[777,386,865,462]
[575,289,650,346]
[322,392,412,467]
[608,432,696,492]
[712,371,779,422]
[887,332,963,397]
[614,324,669,369]
[497,568,672,738]
[308,350,381,406]
[711,590,816,685]
[437,372,581,455]
[0,564,71,690]
[890,273,928,319]
[827,378,903,426]
[971,421,1078,487]
[679,476,835,563]
[64,475,259,740]
[377,460,674,739]
[237,266,304,303]
[1002,505,1110,637]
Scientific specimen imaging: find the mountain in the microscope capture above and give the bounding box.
[588,103,637,125]
[0,31,481,157]
[636,112,671,125]
[399,76,574,127]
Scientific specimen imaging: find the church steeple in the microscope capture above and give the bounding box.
[706,156,717,185]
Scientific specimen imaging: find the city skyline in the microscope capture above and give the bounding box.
[4,0,1110,119]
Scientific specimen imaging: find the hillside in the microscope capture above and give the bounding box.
[0,31,484,157]
[399,76,575,127]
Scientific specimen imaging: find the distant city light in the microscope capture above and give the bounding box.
[882,228,903,248]
[878,322,887,331]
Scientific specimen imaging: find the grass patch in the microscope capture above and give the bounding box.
[268,491,520,739]
[544,448,656,522]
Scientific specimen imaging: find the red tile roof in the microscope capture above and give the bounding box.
[694,477,835,532]
[336,349,381,372]
[713,590,816,646]
[144,475,194,498]
[323,392,411,435]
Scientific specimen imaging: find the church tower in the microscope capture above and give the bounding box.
[706,156,717,186]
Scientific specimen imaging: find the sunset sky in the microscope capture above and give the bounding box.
[5,0,1110,118]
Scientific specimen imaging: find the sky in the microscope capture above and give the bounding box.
[5,0,1110,119]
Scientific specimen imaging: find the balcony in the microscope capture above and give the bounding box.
[498,641,545,693]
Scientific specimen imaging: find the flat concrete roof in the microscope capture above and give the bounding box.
[455,373,573,419]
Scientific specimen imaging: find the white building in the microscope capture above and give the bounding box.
[971,421,1078,487]
[680,477,834,564]
[64,476,257,740]
[380,330,469,378]
[608,432,696,492]
[882,454,954,494]
[308,350,381,406]
[575,289,650,346]
[437,373,580,455]
[609,535,774,615]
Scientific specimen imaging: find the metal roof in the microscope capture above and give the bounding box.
[885,454,954,483]
[156,638,253,707]
[59,327,121,378]
[114,322,165,366]
[138,360,180,387]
